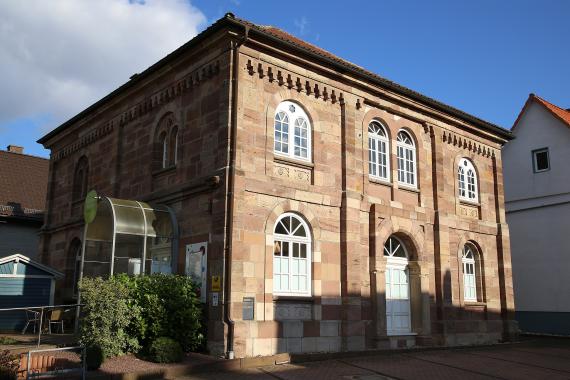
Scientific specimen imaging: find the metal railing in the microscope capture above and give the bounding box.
[0,304,81,347]
[25,346,85,380]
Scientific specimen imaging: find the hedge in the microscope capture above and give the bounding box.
[78,274,204,359]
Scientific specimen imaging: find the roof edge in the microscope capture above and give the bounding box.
[39,12,512,146]
[0,254,63,278]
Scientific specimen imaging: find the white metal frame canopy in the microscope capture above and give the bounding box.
[80,196,178,280]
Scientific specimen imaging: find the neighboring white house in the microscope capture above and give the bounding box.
[503,93,570,335]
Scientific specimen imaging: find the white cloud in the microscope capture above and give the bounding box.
[294,16,308,36]
[0,0,206,132]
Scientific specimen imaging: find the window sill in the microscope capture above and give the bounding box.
[152,165,177,176]
[397,184,420,193]
[274,155,314,169]
[273,295,314,303]
[368,176,391,187]
[464,301,486,308]
[459,199,480,207]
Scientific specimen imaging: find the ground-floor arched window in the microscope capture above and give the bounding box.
[462,243,481,302]
[273,213,311,297]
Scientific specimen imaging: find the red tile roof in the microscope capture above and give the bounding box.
[0,150,49,220]
[532,94,570,128]
[512,93,570,131]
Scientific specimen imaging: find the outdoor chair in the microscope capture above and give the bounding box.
[22,309,40,334]
[48,309,64,334]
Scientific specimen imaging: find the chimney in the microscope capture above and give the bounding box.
[7,145,24,154]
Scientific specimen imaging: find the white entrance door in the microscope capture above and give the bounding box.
[385,264,411,335]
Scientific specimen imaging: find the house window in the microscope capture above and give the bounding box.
[368,121,390,181]
[72,156,89,202]
[273,213,311,296]
[532,148,549,172]
[458,158,478,202]
[462,244,478,302]
[160,132,168,169]
[396,130,417,187]
[274,101,311,162]
[170,127,178,166]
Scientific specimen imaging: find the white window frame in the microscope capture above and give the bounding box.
[368,121,390,181]
[173,129,178,165]
[396,130,417,188]
[273,212,312,297]
[462,244,477,302]
[532,148,550,173]
[161,134,168,169]
[274,101,312,162]
[458,158,478,202]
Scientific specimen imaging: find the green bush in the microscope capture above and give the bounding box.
[0,349,18,380]
[78,277,140,358]
[148,337,183,363]
[84,345,105,370]
[78,274,204,360]
[114,274,204,352]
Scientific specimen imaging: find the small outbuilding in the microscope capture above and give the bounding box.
[0,254,63,332]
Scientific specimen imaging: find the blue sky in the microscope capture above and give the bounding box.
[1,0,568,158]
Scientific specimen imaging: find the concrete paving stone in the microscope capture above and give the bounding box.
[177,368,274,380]
[408,349,570,380]
[470,348,570,373]
[261,360,376,380]
[512,346,570,360]
[343,353,494,380]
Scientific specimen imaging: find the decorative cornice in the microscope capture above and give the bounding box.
[442,130,495,158]
[52,60,221,162]
[246,59,343,105]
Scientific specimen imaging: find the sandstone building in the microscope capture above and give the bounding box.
[38,14,516,357]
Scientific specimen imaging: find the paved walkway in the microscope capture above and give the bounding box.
[179,337,570,380]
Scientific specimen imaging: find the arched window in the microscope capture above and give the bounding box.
[396,130,417,187]
[273,213,311,296]
[458,158,478,202]
[72,156,89,202]
[169,127,178,166]
[155,114,179,171]
[67,239,82,298]
[383,235,411,335]
[160,132,168,169]
[274,101,311,162]
[462,243,479,302]
[368,121,390,180]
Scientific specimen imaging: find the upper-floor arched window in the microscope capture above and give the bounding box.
[273,212,312,296]
[368,121,390,181]
[155,114,179,170]
[274,101,311,162]
[169,127,178,166]
[72,156,89,202]
[458,158,478,202]
[396,130,417,187]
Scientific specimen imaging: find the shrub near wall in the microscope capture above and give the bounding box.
[78,278,140,359]
[114,274,204,352]
[79,274,204,360]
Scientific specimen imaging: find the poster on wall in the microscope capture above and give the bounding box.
[185,242,207,303]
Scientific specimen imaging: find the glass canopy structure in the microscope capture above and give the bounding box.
[80,196,178,279]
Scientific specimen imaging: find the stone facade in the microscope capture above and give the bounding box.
[38,14,516,358]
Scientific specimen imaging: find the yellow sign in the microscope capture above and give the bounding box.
[211,276,221,291]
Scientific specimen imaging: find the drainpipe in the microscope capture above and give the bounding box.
[223,21,249,359]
